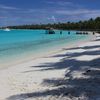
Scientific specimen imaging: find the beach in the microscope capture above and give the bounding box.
[0,30,91,69]
[0,33,100,100]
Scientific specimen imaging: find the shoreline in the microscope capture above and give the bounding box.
[0,33,99,100]
[0,33,95,70]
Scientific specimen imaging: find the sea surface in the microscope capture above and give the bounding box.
[0,29,91,68]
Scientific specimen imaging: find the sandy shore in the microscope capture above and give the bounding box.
[0,33,100,100]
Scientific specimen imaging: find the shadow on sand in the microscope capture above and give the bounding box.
[7,44,100,100]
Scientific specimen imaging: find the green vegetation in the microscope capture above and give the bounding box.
[3,17,100,31]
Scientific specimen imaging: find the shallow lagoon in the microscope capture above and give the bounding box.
[0,29,90,68]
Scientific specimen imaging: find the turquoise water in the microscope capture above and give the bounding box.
[0,29,90,67]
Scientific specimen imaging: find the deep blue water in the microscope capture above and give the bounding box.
[0,29,90,67]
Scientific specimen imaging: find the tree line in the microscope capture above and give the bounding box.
[3,17,100,31]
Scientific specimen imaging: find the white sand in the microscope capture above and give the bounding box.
[0,33,100,100]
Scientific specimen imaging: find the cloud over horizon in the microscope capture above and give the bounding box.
[0,0,100,26]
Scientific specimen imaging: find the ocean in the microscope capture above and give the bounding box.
[0,29,90,68]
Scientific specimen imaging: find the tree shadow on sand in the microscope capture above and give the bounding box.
[62,44,100,51]
[6,44,100,100]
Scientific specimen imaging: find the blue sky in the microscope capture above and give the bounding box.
[0,0,100,26]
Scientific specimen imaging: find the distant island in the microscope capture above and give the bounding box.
[1,17,100,32]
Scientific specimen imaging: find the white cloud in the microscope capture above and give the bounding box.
[48,16,56,22]
[55,9,100,16]
[0,4,18,10]
[0,16,7,18]
[84,10,100,19]
[56,1,72,6]
[0,1,100,26]
[53,9,100,22]
[46,1,73,6]
[52,16,56,22]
